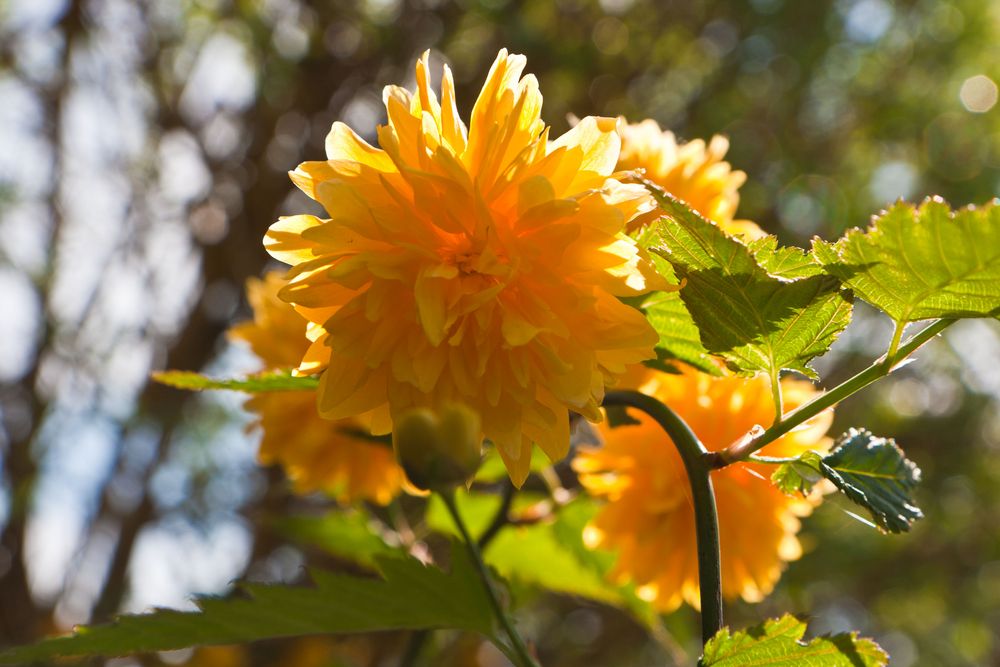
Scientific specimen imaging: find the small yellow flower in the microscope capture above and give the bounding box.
[574,365,832,611]
[266,50,665,486]
[618,119,763,239]
[230,272,405,505]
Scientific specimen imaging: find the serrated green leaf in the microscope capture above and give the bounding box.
[276,511,401,568]
[646,182,853,378]
[819,428,923,533]
[153,370,319,393]
[634,224,721,375]
[769,428,923,533]
[701,614,888,666]
[749,236,825,279]
[771,451,825,495]
[0,544,498,663]
[813,197,1000,323]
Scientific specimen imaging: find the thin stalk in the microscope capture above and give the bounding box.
[884,321,906,370]
[440,490,541,667]
[769,368,783,426]
[715,318,953,466]
[403,482,517,665]
[602,390,722,644]
[477,480,516,549]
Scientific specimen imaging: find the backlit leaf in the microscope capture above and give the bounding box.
[153,370,319,393]
[646,183,852,378]
[701,614,888,666]
[813,197,1000,323]
[0,544,498,664]
[770,451,825,495]
[633,226,722,375]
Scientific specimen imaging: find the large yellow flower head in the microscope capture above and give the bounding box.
[617,119,762,239]
[230,272,405,505]
[574,365,833,611]
[265,50,663,485]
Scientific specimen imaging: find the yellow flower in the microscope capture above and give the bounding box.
[618,119,763,239]
[574,365,832,611]
[230,272,405,505]
[265,50,664,486]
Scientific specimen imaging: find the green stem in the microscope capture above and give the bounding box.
[715,318,954,466]
[769,368,783,426]
[403,482,516,666]
[602,390,722,645]
[477,480,516,549]
[440,489,541,667]
[884,321,906,370]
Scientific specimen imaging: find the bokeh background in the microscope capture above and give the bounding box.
[0,0,998,665]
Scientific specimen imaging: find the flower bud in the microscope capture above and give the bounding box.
[392,403,483,491]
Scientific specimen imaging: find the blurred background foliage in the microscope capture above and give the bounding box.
[0,0,998,665]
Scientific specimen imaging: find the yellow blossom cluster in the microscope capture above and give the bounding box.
[264,50,668,485]
[234,47,828,612]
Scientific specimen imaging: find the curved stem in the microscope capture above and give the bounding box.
[715,318,954,466]
[440,489,541,667]
[602,390,723,644]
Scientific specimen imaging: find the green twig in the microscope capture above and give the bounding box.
[440,489,541,667]
[884,321,906,370]
[769,368,783,426]
[477,480,516,549]
[602,390,722,645]
[402,482,517,665]
[713,318,953,466]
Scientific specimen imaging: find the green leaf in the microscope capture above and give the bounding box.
[813,197,1000,323]
[818,428,923,533]
[749,236,825,279]
[771,451,825,495]
[153,370,319,393]
[275,510,401,568]
[0,545,497,664]
[771,428,922,533]
[634,224,721,375]
[646,182,853,379]
[701,614,888,666]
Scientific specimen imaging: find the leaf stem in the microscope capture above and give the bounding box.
[769,368,783,426]
[440,489,541,667]
[602,390,722,644]
[714,318,954,466]
[884,321,906,370]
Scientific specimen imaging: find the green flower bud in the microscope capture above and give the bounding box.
[392,404,483,491]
